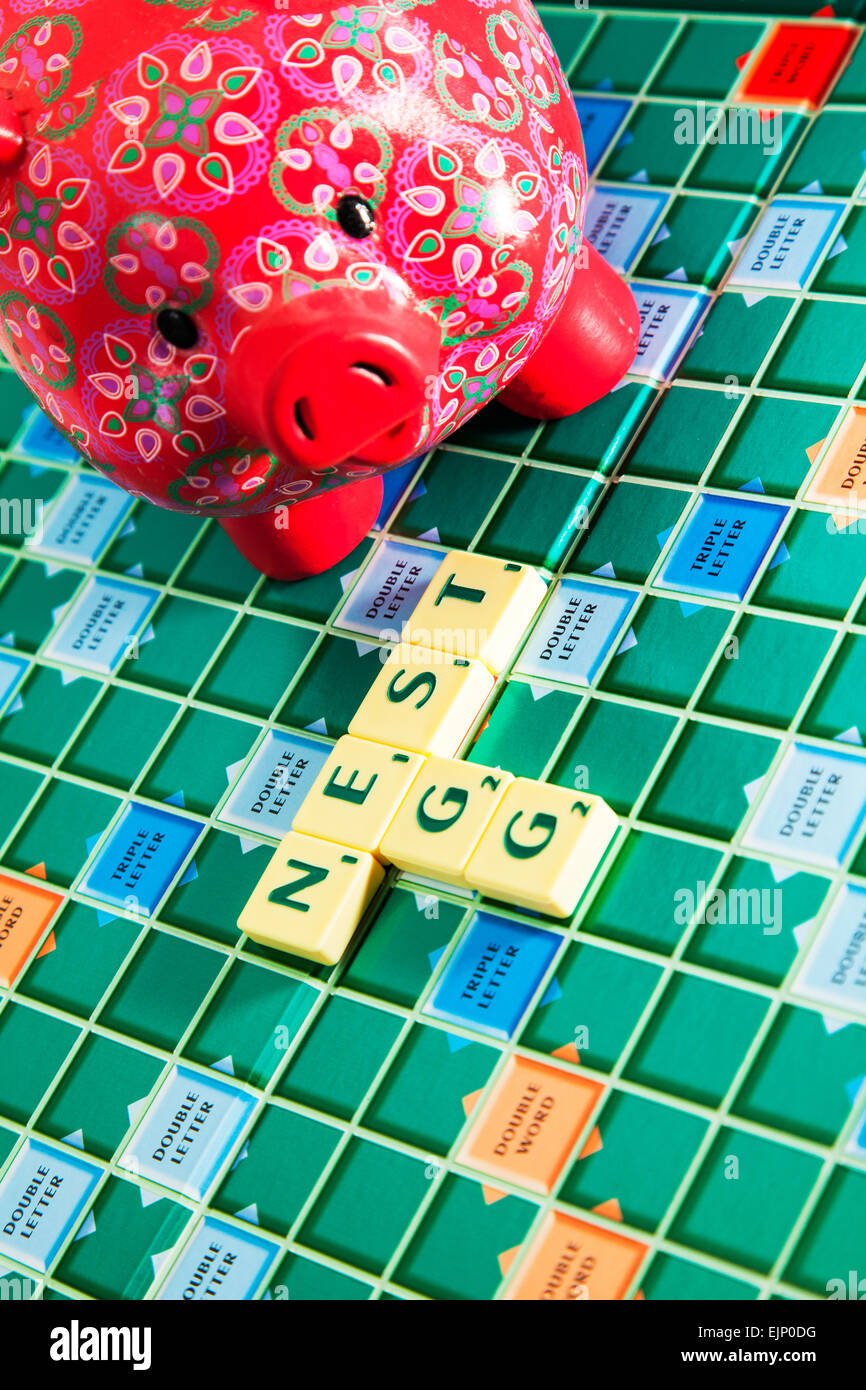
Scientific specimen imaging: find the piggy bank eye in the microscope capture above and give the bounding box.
[156,307,199,350]
[336,193,375,239]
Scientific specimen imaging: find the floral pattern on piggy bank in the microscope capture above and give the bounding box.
[0,0,638,578]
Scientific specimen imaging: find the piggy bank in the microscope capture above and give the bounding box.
[0,0,638,578]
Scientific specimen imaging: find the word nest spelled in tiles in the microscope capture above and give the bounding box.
[237,551,619,963]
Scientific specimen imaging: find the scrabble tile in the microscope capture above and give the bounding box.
[402,551,547,675]
[464,779,618,918]
[380,757,512,887]
[348,644,494,758]
[0,874,63,988]
[237,830,384,965]
[0,1138,100,1273]
[458,1055,603,1195]
[804,407,866,513]
[734,21,858,110]
[291,735,425,856]
[503,1210,647,1301]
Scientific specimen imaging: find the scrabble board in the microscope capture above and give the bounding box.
[0,5,866,1304]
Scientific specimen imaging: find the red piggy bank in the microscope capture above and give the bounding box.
[0,0,638,578]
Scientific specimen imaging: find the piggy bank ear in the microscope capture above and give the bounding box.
[0,105,24,169]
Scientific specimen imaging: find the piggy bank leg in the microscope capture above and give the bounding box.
[219,475,383,581]
[499,242,640,419]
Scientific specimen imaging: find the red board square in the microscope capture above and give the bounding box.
[735,21,858,109]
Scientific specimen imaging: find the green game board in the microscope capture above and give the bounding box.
[1,5,866,1304]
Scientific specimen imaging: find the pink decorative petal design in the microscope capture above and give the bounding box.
[453,244,482,287]
[332,56,362,97]
[180,43,213,82]
[186,395,224,422]
[401,186,445,215]
[228,281,272,312]
[88,372,124,399]
[109,96,149,125]
[181,261,210,283]
[28,145,52,186]
[57,221,92,251]
[304,231,338,271]
[154,153,186,198]
[215,112,263,146]
[135,429,161,463]
[475,140,505,179]
[17,248,39,284]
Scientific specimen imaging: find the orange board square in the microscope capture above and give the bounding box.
[0,875,62,988]
[458,1054,602,1195]
[735,22,858,110]
[503,1210,648,1302]
[805,408,866,512]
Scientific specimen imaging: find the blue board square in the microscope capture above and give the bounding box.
[517,578,636,687]
[374,457,423,530]
[79,802,203,915]
[219,729,332,838]
[336,538,444,641]
[0,1139,100,1272]
[27,473,134,566]
[15,407,81,465]
[743,742,866,871]
[657,493,788,602]
[573,95,633,172]
[43,577,159,675]
[629,283,711,382]
[0,652,28,709]
[157,1217,278,1300]
[119,1065,256,1201]
[728,198,847,292]
[424,912,560,1039]
[584,186,668,272]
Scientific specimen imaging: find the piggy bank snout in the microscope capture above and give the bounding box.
[225,290,440,473]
